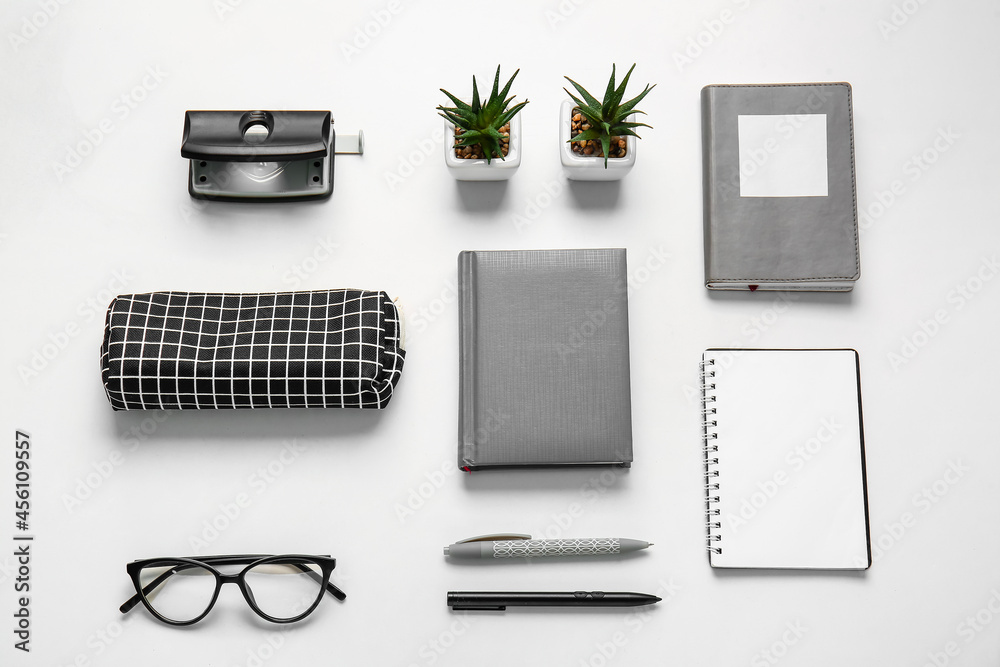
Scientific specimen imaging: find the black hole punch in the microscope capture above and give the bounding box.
[182,110,338,201]
[199,175,207,182]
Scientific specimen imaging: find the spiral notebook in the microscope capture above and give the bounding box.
[701,349,871,569]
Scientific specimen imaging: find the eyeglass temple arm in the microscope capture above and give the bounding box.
[119,559,346,613]
[310,567,347,601]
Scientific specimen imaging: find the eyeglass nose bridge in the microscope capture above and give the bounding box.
[216,572,262,610]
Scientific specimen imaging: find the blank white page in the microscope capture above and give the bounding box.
[704,349,870,569]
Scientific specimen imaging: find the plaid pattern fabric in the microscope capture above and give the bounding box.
[101,289,404,410]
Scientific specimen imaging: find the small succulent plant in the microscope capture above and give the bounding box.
[564,64,655,167]
[438,66,529,164]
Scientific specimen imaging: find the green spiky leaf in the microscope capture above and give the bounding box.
[439,89,471,112]
[470,76,481,115]
[599,135,611,164]
[617,83,654,118]
[563,63,655,168]
[568,128,602,143]
[564,76,602,110]
[436,66,529,164]
[602,64,619,120]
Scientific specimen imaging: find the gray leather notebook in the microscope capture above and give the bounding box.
[458,249,633,470]
[701,83,860,291]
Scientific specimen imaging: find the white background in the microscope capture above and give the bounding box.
[2,0,999,665]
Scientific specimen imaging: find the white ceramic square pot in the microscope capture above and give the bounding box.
[559,99,636,181]
[444,114,521,181]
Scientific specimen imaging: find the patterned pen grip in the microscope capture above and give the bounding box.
[492,538,620,558]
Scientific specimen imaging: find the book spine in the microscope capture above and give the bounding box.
[701,86,717,287]
[457,251,478,470]
[700,355,722,555]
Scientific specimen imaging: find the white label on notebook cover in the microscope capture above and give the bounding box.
[737,114,828,198]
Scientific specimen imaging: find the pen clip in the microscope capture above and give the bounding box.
[455,533,531,544]
[450,604,507,611]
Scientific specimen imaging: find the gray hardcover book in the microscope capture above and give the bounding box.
[702,83,860,291]
[458,249,633,470]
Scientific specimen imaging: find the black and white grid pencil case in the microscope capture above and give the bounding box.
[100,289,405,410]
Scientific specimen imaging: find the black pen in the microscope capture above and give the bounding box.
[447,591,661,611]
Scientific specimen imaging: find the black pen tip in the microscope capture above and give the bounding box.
[652,596,662,603]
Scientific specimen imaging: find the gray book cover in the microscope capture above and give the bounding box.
[458,249,633,470]
[702,83,860,291]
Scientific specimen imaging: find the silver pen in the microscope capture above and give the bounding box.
[444,533,652,559]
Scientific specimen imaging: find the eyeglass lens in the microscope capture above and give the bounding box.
[138,562,217,623]
[244,559,325,620]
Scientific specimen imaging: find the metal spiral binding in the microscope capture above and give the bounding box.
[700,358,722,555]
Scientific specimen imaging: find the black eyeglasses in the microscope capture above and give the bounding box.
[120,554,345,625]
